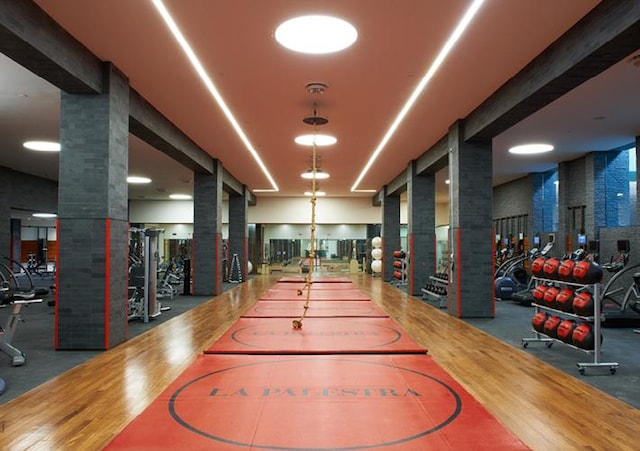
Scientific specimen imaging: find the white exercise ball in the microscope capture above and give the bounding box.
[247,261,253,273]
[371,248,383,260]
[371,259,382,273]
[372,236,382,248]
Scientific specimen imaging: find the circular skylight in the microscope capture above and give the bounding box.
[275,15,357,54]
[301,170,330,180]
[295,134,337,146]
[23,141,61,152]
[127,176,152,184]
[508,144,554,155]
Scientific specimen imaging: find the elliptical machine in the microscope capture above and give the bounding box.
[600,240,640,320]
[495,242,554,301]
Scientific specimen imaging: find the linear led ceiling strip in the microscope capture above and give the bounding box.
[151,0,279,192]
[351,0,486,192]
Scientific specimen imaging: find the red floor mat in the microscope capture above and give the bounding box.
[204,317,426,354]
[106,354,529,450]
[278,276,353,283]
[270,282,357,291]
[242,300,389,318]
[261,288,370,301]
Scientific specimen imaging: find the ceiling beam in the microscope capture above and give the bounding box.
[385,167,410,197]
[0,0,102,94]
[372,128,449,203]
[378,0,640,201]
[465,0,640,142]
[415,136,448,175]
[129,90,215,175]
[1,1,249,193]
[222,168,256,205]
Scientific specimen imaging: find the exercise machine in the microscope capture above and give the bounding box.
[1,288,42,366]
[128,228,170,322]
[620,272,640,315]
[495,242,553,301]
[0,260,43,366]
[600,240,640,320]
[157,260,183,299]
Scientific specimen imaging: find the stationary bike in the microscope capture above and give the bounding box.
[0,258,44,366]
[0,287,42,366]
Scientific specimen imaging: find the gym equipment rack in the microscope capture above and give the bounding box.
[522,277,618,375]
[421,273,448,308]
[391,250,407,287]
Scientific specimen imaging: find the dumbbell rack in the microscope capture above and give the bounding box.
[421,274,448,308]
[521,277,619,375]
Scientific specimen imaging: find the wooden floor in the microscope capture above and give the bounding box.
[1,274,639,450]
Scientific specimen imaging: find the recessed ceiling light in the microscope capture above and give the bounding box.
[275,15,357,54]
[169,194,192,200]
[508,144,554,155]
[32,213,57,218]
[301,170,330,180]
[304,191,326,197]
[23,141,60,152]
[127,176,152,184]
[294,134,337,146]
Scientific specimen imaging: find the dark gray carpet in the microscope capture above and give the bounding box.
[463,300,640,409]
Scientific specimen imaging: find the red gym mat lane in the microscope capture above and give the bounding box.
[204,317,426,354]
[261,288,371,301]
[242,300,389,318]
[278,276,353,283]
[271,282,357,291]
[105,354,529,450]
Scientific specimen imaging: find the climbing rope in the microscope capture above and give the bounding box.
[292,135,318,330]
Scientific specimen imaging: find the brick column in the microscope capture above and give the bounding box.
[448,121,493,318]
[193,161,223,295]
[556,161,570,254]
[228,188,248,282]
[407,162,435,296]
[57,63,129,349]
[381,188,400,282]
[602,151,629,227]
[586,153,598,239]
[531,169,559,240]
[10,219,21,267]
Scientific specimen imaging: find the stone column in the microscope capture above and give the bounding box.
[193,161,223,295]
[407,163,435,296]
[448,121,493,317]
[228,188,248,282]
[381,188,400,282]
[57,63,129,349]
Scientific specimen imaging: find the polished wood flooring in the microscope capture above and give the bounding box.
[1,274,639,450]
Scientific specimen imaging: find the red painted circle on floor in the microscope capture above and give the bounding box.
[230,320,403,350]
[169,357,461,449]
